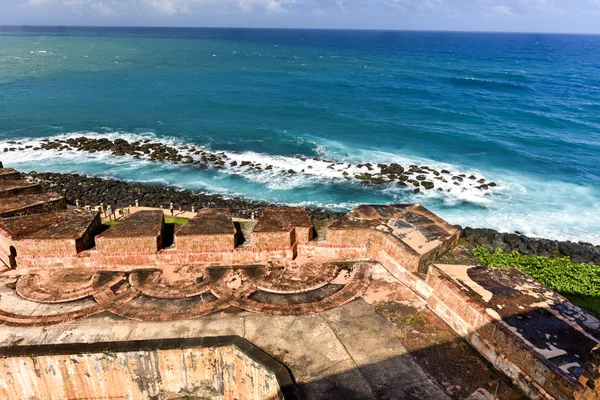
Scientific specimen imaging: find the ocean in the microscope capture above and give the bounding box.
[1,26,599,243]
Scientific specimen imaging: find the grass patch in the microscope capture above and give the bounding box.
[104,221,120,226]
[165,216,189,224]
[473,246,600,318]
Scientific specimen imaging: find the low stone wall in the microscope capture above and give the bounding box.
[425,266,575,400]
[175,232,237,252]
[576,345,600,400]
[14,246,298,271]
[297,242,367,259]
[0,337,298,400]
[364,239,582,400]
[253,230,294,250]
[461,227,600,265]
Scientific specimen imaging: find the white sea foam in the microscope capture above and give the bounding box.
[2,131,598,243]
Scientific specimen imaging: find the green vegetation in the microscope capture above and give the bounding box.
[473,246,600,317]
[104,221,120,226]
[165,216,189,224]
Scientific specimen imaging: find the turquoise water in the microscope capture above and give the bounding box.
[1,27,600,242]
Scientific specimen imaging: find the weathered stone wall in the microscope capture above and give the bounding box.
[96,234,162,255]
[14,246,298,271]
[0,345,284,400]
[425,266,575,400]
[367,231,421,272]
[176,233,237,252]
[294,226,313,244]
[576,346,600,400]
[297,242,367,259]
[327,228,373,247]
[0,196,66,218]
[417,229,461,273]
[12,215,101,260]
[253,230,294,250]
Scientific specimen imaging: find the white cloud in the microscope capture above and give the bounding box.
[21,0,296,16]
[388,0,451,13]
[481,4,513,16]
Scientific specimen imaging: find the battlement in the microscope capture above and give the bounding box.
[175,208,237,252]
[96,210,165,255]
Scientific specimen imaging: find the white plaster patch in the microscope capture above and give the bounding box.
[436,264,493,303]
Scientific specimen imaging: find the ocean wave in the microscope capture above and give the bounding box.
[3,131,600,243]
[443,76,532,92]
[0,131,502,203]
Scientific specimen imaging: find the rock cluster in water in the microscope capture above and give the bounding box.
[4,137,497,193]
[29,171,344,220]
[460,227,600,265]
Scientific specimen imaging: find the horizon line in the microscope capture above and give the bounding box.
[1,24,599,36]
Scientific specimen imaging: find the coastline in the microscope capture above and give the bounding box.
[28,171,600,265]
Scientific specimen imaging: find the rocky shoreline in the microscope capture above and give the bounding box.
[459,227,600,265]
[27,171,600,265]
[5,136,498,193]
[27,171,345,220]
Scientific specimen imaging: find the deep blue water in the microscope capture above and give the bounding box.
[1,26,600,242]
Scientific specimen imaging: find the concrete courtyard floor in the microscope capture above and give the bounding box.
[0,264,525,400]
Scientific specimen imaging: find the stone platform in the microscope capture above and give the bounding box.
[0,263,525,400]
[0,192,66,218]
[0,180,43,198]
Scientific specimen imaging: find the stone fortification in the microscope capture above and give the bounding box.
[1,161,599,400]
[0,336,296,400]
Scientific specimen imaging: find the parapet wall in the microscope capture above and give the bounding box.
[576,345,600,400]
[0,337,296,400]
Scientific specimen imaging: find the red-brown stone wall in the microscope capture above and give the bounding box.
[176,233,236,252]
[294,226,313,243]
[425,265,576,400]
[367,231,421,272]
[575,346,600,400]
[1,197,66,218]
[96,235,161,255]
[327,228,372,247]
[253,231,293,250]
[16,238,82,258]
[297,242,367,259]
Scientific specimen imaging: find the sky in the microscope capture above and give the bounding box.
[1,0,600,34]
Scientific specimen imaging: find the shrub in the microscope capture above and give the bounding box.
[473,246,600,317]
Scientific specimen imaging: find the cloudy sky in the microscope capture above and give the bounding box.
[1,0,600,33]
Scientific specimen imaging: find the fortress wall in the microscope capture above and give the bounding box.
[160,246,295,264]
[576,345,600,400]
[297,242,367,259]
[15,238,83,258]
[75,213,102,253]
[294,226,313,243]
[253,230,294,250]
[175,233,236,252]
[96,234,162,255]
[425,265,576,400]
[367,231,421,272]
[0,345,283,400]
[327,228,373,247]
[360,235,577,400]
[417,229,461,273]
[13,247,297,272]
[0,197,67,218]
